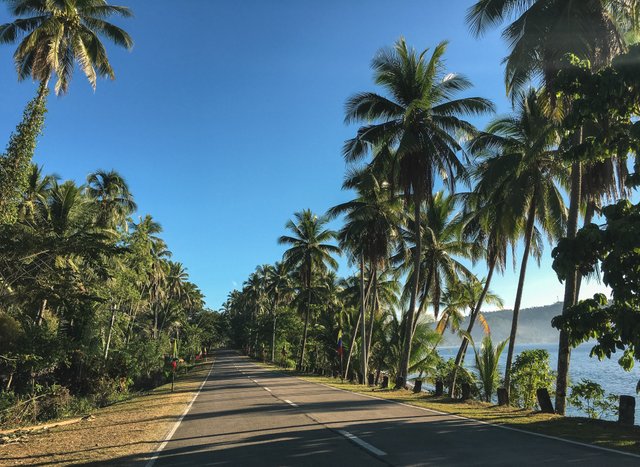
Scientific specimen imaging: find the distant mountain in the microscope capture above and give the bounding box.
[438,302,564,347]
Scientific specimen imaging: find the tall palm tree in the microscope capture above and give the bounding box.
[467,0,638,414]
[467,0,627,94]
[86,169,136,231]
[243,268,268,356]
[19,163,55,221]
[448,190,512,397]
[344,38,494,386]
[464,333,508,403]
[278,210,339,369]
[329,168,402,383]
[469,89,567,396]
[396,192,477,337]
[0,0,133,99]
[265,261,293,362]
[436,276,502,336]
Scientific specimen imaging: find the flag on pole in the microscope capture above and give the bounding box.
[337,330,343,356]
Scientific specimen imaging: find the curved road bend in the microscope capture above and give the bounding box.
[148,350,638,467]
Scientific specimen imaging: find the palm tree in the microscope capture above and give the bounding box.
[469,89,567,397]
[265,261,293,362]
[344,38,494,386]
[467,0,627,94]
[464,333,508,402]
[448,190,512,397]
[467,0,638,414]
[396,192,477,337]
[19,163,55,221]
[86,169,136,230]
[0,0,133,99]
[243,268,268,356]
[278,210,339,369]
[329,168,402,382]
[436,276,502,336]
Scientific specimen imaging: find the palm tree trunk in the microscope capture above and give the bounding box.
[360,255,368,384]
[253,304,259,357]
[125,302,139,346]
[412,267,433,339]
[153,307,159,340]
[504,196,537,397]
[271,293,278,363]
[575,201,595,300]
[344,271,375,380]
[344,311,361,379]
[366,265,377,365]
[556,160,583,415]
[103,304,117,361]
[37,78,50,104]
[36,299,47,326]
[298,262,312,369]
[399,194,422,388]
[449,258,496,397]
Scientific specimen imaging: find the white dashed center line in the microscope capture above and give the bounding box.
[337,430,387,457]
[283,399,298,407]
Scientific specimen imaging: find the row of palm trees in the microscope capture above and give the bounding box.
[228,1,638,413]
[0,164,213,403]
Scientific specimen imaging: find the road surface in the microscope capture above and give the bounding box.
[146,350,639,466]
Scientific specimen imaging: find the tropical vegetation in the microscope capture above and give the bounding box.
[2,0,640,431]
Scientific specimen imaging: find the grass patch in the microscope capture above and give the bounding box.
[256,361,640,456]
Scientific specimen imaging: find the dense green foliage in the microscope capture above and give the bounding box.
[568,379,618,419]
[551,48,640,380]
[2,0,640,427]
[509,349,556,409]
[0,165,220,427]
[0,86,47,224]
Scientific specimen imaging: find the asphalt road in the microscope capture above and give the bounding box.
[148,350,639,466]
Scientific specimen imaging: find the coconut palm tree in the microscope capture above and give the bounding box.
[86,169,136,231]
[329,168,402,382]
[0,0,133,99]
[278,210,339,369]
[19,163,55,221]
[464,332,508,402]
[395,192,477,339]
[469,89,567,397]
[436,276,503,336]
[344,38,494,385]
[448,189,512,397]
[467,0,639,414]
[467,0,627,94]
[265,261,293,362]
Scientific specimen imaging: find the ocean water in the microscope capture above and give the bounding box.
[435,342,640,422]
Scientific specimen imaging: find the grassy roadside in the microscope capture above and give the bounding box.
[0,359,213,466]
[256,361,640,455]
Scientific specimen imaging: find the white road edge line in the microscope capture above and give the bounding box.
[338,430,387,457]
[145,362,215,467]
[283,399,298,407]
[311,381,640,460]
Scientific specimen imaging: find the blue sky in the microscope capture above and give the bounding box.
[0,0,611,310]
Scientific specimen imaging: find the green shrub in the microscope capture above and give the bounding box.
[436,359,479,399]
[509,349,556,409]
[568,379,618,419]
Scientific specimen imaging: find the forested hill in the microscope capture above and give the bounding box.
[439,302,564,347]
